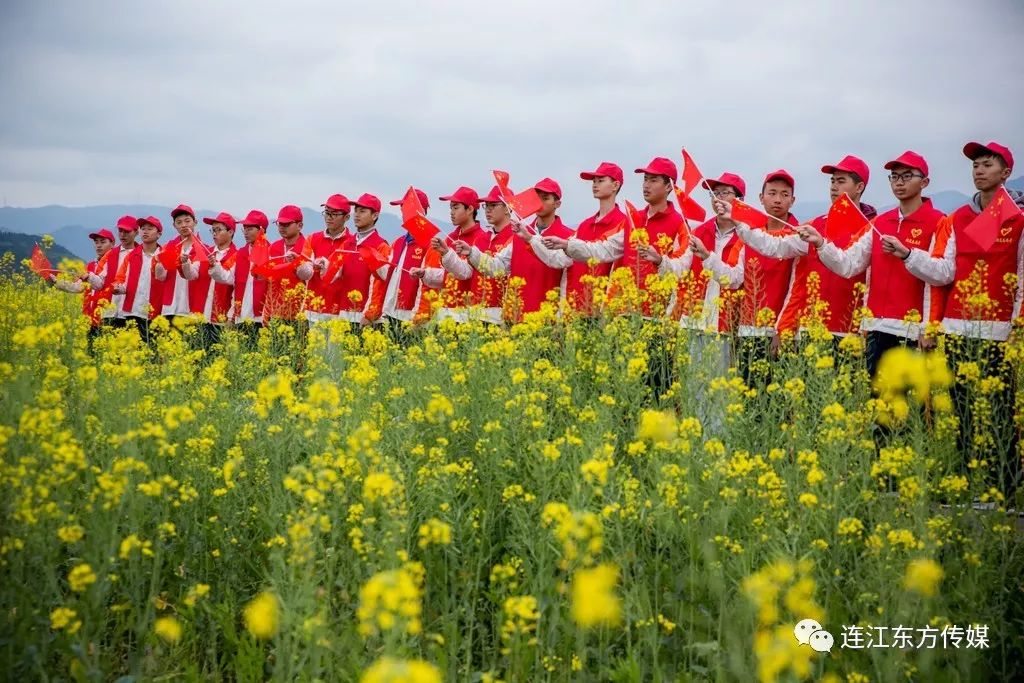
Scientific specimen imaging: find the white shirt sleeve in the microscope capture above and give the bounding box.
[440,249,473,280]
[210,262,234,285]
[86,272,105,289]
[527,234,574,268]
[702,249,745,288]
[658,250,694,276]
[54,278,85,293]
[816,231,872,279]
[904,232,956,287]
[565,231,624,263]
[423,267,445,289]
[736,223,808,259]
[469,244,512,277]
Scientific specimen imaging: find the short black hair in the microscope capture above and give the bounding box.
[974,153,1009,170]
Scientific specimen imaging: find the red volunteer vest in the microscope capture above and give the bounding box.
[337,230,387,313]
[120,245,165,319]
[565,206,624,312]
[232,243,269,319]
[868,199,946,324]
[946,202,1024,323]
[160,236,212,313]
[508,217,574,318]
[389,236,429,312]
[740,214,798,328]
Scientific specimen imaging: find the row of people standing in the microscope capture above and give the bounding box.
[49,141,1022,369]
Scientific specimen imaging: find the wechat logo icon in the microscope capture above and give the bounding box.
[794,618,834,653]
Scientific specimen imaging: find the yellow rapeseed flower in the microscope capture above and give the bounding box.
[243,591,280,639]
[154,616,183,644]
[903,558,944,597]
[571,563,621,628]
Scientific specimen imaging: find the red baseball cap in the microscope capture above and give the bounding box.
[137,216,163,232]
[89,228,115,241]
[763,169,795,190]
[239,210,269,229]
[350,193,382,213]
[170,204,195,219]
[202,212,238,229]
[821,155,870,185]
[534,178,562,198]
[884,150,929,177]
[580,162,624,185]
[635,157,678,180]
[439,186,480,209]
[703,172,747,198]
[390,188,430,211]
[322,194,351,212]
[963,141,1014,170]
[480,186,504,204]
[115,215,138,232]
[276,205,303,224]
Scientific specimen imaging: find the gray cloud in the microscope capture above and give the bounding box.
[1,0,1022,223]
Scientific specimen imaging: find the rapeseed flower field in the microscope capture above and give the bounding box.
[1,262,1022,682]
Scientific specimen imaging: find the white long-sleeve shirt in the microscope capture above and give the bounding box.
[662,227,738,330]
[129,249,159,319]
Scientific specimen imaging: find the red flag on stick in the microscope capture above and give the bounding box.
[157,240,183,272]
[959,186,1024,253]
[493,170,543,218]
[249,233,270,267]
[399,186,441,247]
[731,198,771,230]
[674,186,707,222]
[190,237,209,262]
[30,244,53,277]
[680,149,704,195]
[358,244,389,271]
[825,193,872,248]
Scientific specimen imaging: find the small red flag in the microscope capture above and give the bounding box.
[624,200,645,230]
[157,240,183,272]
[358,244,389,271]
[673,186,707,222]
[825,193,872,248]
[190,237,209,262]
[509,188,543,218]
[680,149,704,195]
[221,250,237,270]
[960,186,1023,253]
[30,244,53,277]
[403,215,441,248]
[398,186,425,224]
[731,198,771,230]
[249,233,270,267]
[493,170,511,192]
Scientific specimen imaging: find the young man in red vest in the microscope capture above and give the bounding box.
[325,193,391,326]
[381,188,433,331]
[184,211,238,349]
[413,186,491,323]
[795,151,950,377]
[113,216,165,343]
[210,210,268,349]
[734,155,876,348]
[891,141,1023,495]
[298,194,351,324]
[263,205,311,323]
[85,214,138,328]
[156,204,209,323]
[48,228,116,351]
[528,162,626,315]
[651,172,746,332]
[449,185,515,324]
[543,157,686,318]
[461,178,574,322]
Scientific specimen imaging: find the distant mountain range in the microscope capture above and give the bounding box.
[0,231,80,274]
[2,176,1022,262]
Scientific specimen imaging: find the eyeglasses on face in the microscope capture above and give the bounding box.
[889,172,924,183]
[712,189,736,198]
[322,210,347,218]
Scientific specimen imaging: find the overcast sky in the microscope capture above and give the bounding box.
[1,0,1022,223]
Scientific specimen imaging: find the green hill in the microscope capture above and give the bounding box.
[0,231,82,276]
